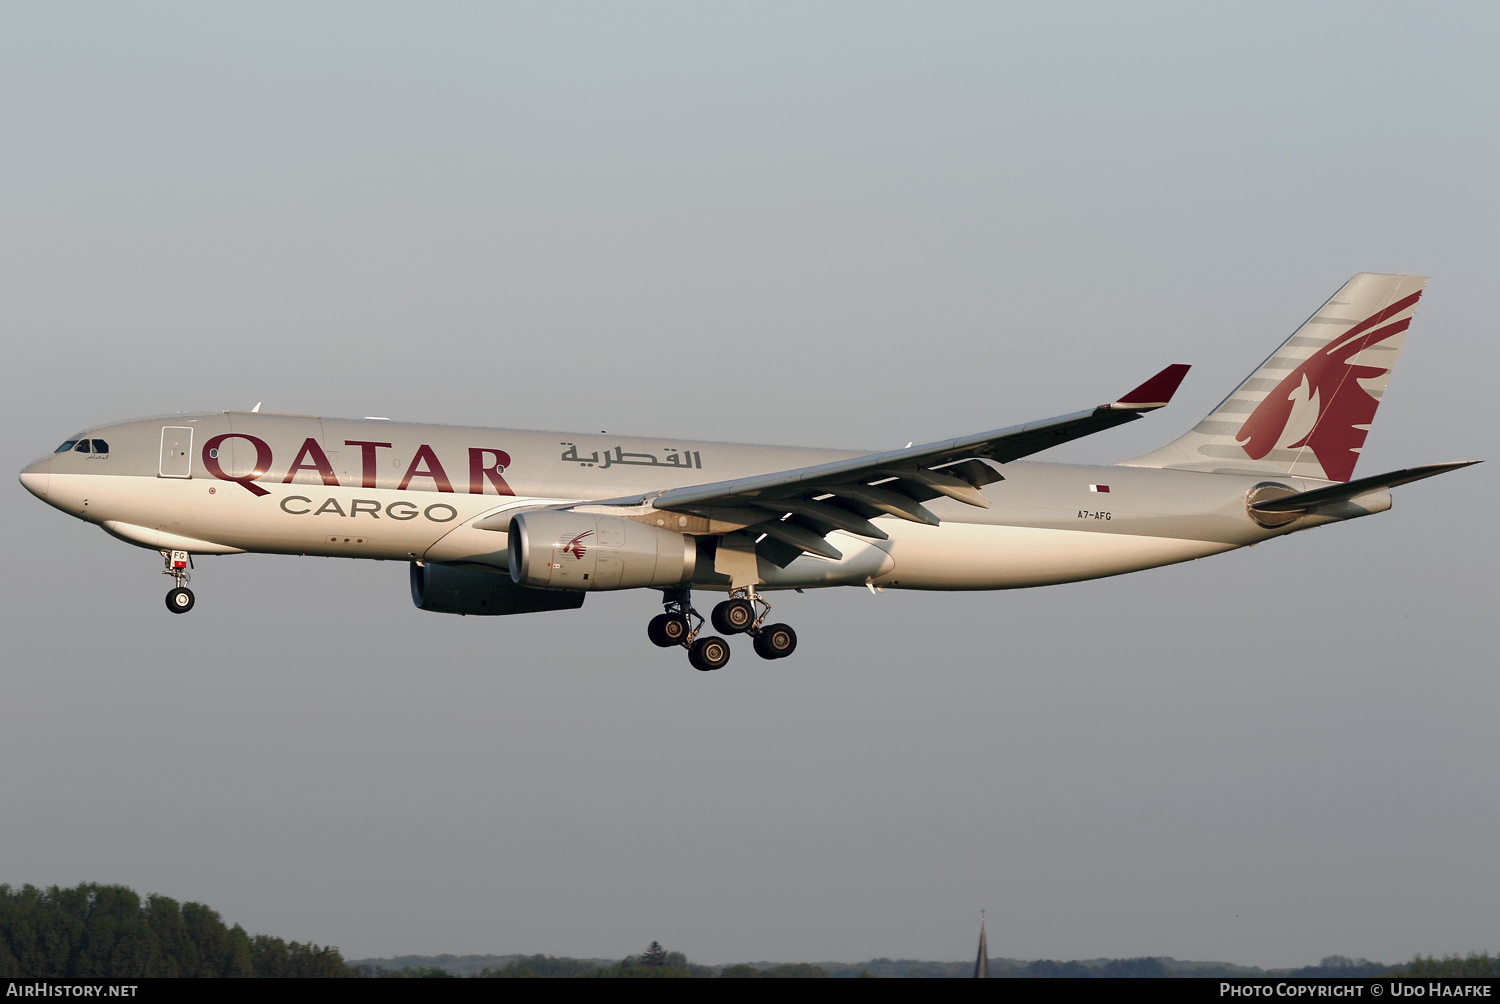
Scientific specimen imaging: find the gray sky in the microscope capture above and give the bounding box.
[1,2,1494,968]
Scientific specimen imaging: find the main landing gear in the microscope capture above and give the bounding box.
[647,587,798,671]
[162,549,195,614]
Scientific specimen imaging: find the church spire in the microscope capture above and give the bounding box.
[974,908,988,978]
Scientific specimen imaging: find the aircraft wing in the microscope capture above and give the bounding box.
[641,364,1191,565]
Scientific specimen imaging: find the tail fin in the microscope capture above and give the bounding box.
[1121,273,1427,482]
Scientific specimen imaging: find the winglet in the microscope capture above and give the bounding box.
[1107,364,1191,411]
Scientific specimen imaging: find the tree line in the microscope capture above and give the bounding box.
[4,884,1491,978]
[1399,953,1500,977]
[0,884,349,978]
[364,944,827,978]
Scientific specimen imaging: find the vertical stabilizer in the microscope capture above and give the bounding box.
[1121,273,1426,482]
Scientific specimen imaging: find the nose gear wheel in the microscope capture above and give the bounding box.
[160,550,196,614]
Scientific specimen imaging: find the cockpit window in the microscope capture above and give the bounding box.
[57,439,109,455]
[57,438,108,453]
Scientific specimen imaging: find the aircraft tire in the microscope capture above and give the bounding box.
[753,623,797,660]
[688,636,731,672]
[711,598,755,635]
[647,613,690,647]
[166,587,195,614]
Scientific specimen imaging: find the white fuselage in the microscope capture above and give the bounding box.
[20,411,1377,594]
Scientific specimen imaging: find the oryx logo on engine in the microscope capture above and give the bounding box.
[560,531,593,559]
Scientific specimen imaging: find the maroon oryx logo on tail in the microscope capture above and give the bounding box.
[1236,290,1420,482]
[560,531,593,559]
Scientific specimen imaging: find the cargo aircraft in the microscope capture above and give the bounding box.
[18,273,1477,670]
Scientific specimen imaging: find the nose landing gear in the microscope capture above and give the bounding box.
[161,550,195,614]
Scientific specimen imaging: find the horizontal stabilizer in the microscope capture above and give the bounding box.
[1249,461,1480,514]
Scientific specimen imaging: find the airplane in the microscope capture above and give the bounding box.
[18,273,1478,671]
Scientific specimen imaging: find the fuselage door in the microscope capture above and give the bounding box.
[160,427,194,478]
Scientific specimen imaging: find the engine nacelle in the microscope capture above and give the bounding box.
[410,561,585,615]
[509,511,694,591]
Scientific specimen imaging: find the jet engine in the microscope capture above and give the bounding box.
[509,511,694,591]
[410,561,585,615]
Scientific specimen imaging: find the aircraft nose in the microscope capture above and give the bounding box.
[19,457,51,499]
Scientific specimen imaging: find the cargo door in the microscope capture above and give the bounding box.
[159,427,194,478]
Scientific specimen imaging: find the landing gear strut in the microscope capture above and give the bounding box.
[162,550,195,614]
[650,587,799,670]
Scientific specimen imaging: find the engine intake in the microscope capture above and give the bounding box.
[509,511,694,591]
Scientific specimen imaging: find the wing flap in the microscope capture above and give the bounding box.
[753,519,845,560]
[821,484,941,525]
[871,468,992,508]
[752,499,890,539]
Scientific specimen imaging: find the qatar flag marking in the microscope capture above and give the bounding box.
[1089,484,1110,493]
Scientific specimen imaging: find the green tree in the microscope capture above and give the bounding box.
[1402,953,1498,977]
[79,886,160,978]
[143,895,190,978]
[0,884,84,977]
[250,934,352,978]
[0,882,351,978]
